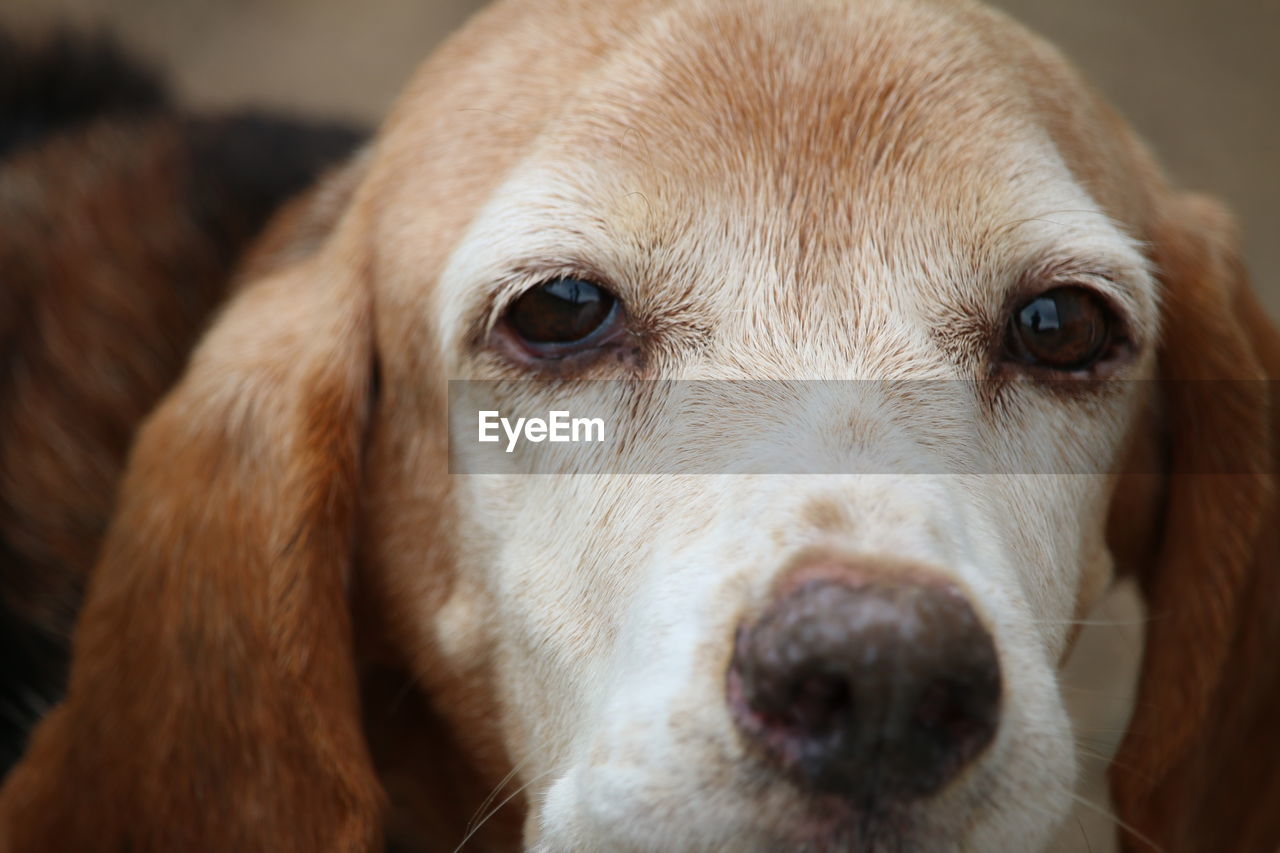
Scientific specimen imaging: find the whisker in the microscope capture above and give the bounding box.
[453,766,562,853]
[1029,617,1151,627]
[1057,686,1135,699]
[1074,745,1120,765]
[1077,816,1094,853]
[622,190,653,218]
[973,782,1071,849]
[1073,743,1159,786]
[1068,792,1164,853]
[465,751,537,837]
[462,730,562,840]
[990,209,1113,237]
[456,107,519,123]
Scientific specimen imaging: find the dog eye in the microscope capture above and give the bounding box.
[504,277,619,352]
[1005,286,1115,371]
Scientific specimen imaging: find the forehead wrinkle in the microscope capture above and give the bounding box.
[545,0,1042,214]
[529,2,1072,276]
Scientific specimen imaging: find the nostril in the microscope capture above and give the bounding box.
[914,677,994,749]
[895,671,1001,797]
[743,669,854,745]
[728,664,857,776]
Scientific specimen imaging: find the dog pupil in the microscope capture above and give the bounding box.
[510,277,612,343]
[1020,298,1061,335]
[1015,288,1106,368]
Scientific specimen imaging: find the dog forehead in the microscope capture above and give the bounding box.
[488,3,1109,337]
[553,1,1037,178]
[522,3,1074,300]
[389,0,1107,184]
[365,0,1154,363]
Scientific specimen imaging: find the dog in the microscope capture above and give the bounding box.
[1,0,1277,851]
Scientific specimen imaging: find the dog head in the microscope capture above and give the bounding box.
[4,1,1276,851]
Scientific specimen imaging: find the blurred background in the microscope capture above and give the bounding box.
[0,1,1270,848]
[3,0,1276,312]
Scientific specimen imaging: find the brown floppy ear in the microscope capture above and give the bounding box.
[1110,194,1280,852]
[0,179,384,851]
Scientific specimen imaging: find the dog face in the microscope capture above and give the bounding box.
[363,0,1160,849]
[6,0,1277,851]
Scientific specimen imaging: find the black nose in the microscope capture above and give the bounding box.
[727,573,1001,803]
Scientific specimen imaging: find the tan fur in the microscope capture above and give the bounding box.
[2,1,1276,851]
[1107,197,1280,852]
[0,210,386,849]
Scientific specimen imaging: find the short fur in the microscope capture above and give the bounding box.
[0,32,365,773]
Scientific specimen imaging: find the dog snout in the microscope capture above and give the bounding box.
[727,570,1001,804]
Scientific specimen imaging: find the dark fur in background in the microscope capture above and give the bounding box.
[0,30,366,774]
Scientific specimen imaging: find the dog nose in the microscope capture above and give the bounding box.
[727,574,1001,803]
